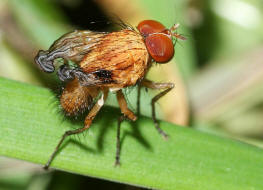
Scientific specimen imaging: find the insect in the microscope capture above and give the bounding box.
[35,19,186,169]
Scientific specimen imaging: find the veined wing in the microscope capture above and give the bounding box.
[35,30,107,73]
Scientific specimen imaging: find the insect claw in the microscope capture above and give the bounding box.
[43,164,49,170]
[175,34,187,41]
[162,133,169,140]
[114,159,121,167]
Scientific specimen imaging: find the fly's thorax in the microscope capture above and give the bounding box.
[79,29,150,88]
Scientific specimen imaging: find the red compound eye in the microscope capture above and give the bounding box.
[145,33,174,63]
[137,20,166,36]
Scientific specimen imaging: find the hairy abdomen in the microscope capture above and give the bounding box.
[60,79,100,116]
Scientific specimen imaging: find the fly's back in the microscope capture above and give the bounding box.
[80,29,150,88]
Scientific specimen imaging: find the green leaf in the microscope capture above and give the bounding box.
[0,77,263,190]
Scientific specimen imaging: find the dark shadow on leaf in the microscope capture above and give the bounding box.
[95,109,116,152]
[120,119,152,150]
[55,138,96,157]
[0,182,25,190]
[95,106,152,154]
[49,103,152,164]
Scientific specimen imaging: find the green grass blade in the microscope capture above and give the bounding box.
[0,77,263,190]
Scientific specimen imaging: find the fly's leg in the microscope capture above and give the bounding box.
[44,89,109,170]
[117,90,137,121]
[141,79,174,139]
[44,125,90,170]
[115,90,137,166]
[115,115,125,167]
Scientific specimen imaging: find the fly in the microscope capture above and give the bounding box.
[34,19,186,168]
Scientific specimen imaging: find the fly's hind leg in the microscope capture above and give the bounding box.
[115,90,137,166]
[141,79,174,139]
[44,89,108,170]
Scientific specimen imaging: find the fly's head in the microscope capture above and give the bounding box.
[137,20,186,63]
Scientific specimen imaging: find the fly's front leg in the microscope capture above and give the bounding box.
[141,79,174,139]
[115,90,137,166]
[44,89,108,170]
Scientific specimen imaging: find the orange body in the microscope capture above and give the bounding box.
[35,19,186,169]
[79,29,150,88]
[58,29,150,115]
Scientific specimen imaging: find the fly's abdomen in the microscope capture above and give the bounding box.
[60,79,100,116]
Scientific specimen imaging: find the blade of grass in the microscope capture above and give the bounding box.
[0,77,263,190]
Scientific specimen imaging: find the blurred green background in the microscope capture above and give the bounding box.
[0,0,263,189]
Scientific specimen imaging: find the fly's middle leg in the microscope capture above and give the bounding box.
[141,79,174,139]
[114,90,137,166]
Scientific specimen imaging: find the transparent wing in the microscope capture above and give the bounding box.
[35,30,107,73]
